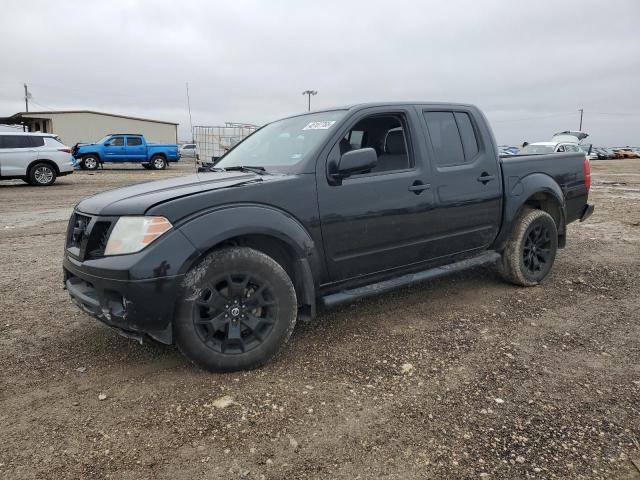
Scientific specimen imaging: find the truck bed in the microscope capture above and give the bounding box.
[500,152,588,225]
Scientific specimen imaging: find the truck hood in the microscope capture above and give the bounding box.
[76,170,264,216]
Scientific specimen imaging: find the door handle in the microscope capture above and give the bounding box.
[477,173,495,184]
[408,181,431,194]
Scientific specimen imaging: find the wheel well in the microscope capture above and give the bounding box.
[151,153,167,159]
[27,159,59,175]
[523,192,564,235]
[209,234,306,307]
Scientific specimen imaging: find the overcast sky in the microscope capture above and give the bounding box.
[1,0,639,145]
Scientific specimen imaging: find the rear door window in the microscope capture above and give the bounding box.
[0,135,39,148]
[127,137,143,146]
[27,136,45,147]
[423,112,465,167]
[454,112,479,160]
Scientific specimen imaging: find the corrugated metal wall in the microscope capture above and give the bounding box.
[22,112,178,146]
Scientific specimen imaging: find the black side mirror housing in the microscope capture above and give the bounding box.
[104,142,111,147]
[334,148,377,180]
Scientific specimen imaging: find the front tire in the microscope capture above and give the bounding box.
[81,155,99,170]
[498,208,558,286]
[175,247,297,372]
[150,155,167,170]
[28,162,57,186]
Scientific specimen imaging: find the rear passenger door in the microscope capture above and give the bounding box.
[125,136,146,161]
[0,135,39,177]
[420,108,502,255]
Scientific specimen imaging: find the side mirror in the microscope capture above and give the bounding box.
[334,148,377,179]
[104,142,111,147]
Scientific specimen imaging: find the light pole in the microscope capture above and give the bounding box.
[302,90,317,111]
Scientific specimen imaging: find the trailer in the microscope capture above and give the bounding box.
[192,123,258,170]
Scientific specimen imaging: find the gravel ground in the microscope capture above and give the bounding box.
[0,160,639,480]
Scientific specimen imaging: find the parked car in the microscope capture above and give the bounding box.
[594,147,613,160]
[0,132,74,186]
[520,142,585,155]
[72,134,180,170]
[180,143,197,158]
[613,147,639,159]
[63,102,593,371]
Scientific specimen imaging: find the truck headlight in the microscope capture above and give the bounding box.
[104,216,172,255]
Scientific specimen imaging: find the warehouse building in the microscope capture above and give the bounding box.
[0,110,178,146]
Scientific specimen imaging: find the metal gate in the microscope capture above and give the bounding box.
[192,122,258,165]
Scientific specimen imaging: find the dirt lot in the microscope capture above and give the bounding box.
[0,160,639,480]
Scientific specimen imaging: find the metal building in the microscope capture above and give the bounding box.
[0,110,178,146]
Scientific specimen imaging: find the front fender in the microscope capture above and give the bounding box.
[176,204,318,273]
[494,173,566,250]
[75,148,103,159]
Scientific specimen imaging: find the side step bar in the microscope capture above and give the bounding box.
[321,251,500,308]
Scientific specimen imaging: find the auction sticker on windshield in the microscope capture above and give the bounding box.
[302,121,336,130]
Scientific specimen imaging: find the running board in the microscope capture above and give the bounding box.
[321,251,500,308]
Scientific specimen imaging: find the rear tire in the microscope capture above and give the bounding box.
[150,155,167,170]
[28,162,57,186]
[498,208,558,286]
[81,155,99,170]
[175,247,297,372]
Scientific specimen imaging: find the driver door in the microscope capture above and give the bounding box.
[316,107,436,282]
[104,136,125,161]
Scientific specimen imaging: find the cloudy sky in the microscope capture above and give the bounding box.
[1,0,639,145]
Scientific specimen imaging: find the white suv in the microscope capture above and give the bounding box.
[0,132,75,186]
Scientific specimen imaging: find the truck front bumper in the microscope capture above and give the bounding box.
[63,227,198,344]
[580,203,595,222]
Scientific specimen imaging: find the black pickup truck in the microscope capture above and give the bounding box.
[63,102,593,371]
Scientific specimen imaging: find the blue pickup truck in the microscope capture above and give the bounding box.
[73,134,180,170]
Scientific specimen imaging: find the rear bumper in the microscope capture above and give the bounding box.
[580,203,594,222]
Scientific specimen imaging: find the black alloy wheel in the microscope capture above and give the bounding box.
[522,222,552,275]
[193,273,276,354]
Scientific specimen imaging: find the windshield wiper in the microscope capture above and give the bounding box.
[223,166,267,175]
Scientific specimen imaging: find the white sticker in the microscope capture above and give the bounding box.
[302,121,336,130]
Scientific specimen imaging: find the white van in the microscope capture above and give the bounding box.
[0,132,75,186]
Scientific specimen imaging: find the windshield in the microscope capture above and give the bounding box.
[521,144,556,154]
[215,110,346,171]
[96,135,111,144]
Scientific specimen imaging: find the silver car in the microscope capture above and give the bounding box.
[179,143,197,159]
[0,132,74,186]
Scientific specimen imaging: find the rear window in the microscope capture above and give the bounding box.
[0,135,44,148]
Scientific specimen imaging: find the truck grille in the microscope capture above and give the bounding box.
[66,212,114,259]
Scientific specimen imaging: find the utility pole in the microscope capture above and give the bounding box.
[24,84,29,112]
[186,82,194,142]
[579,108,583,131]
[302,90,317,111]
